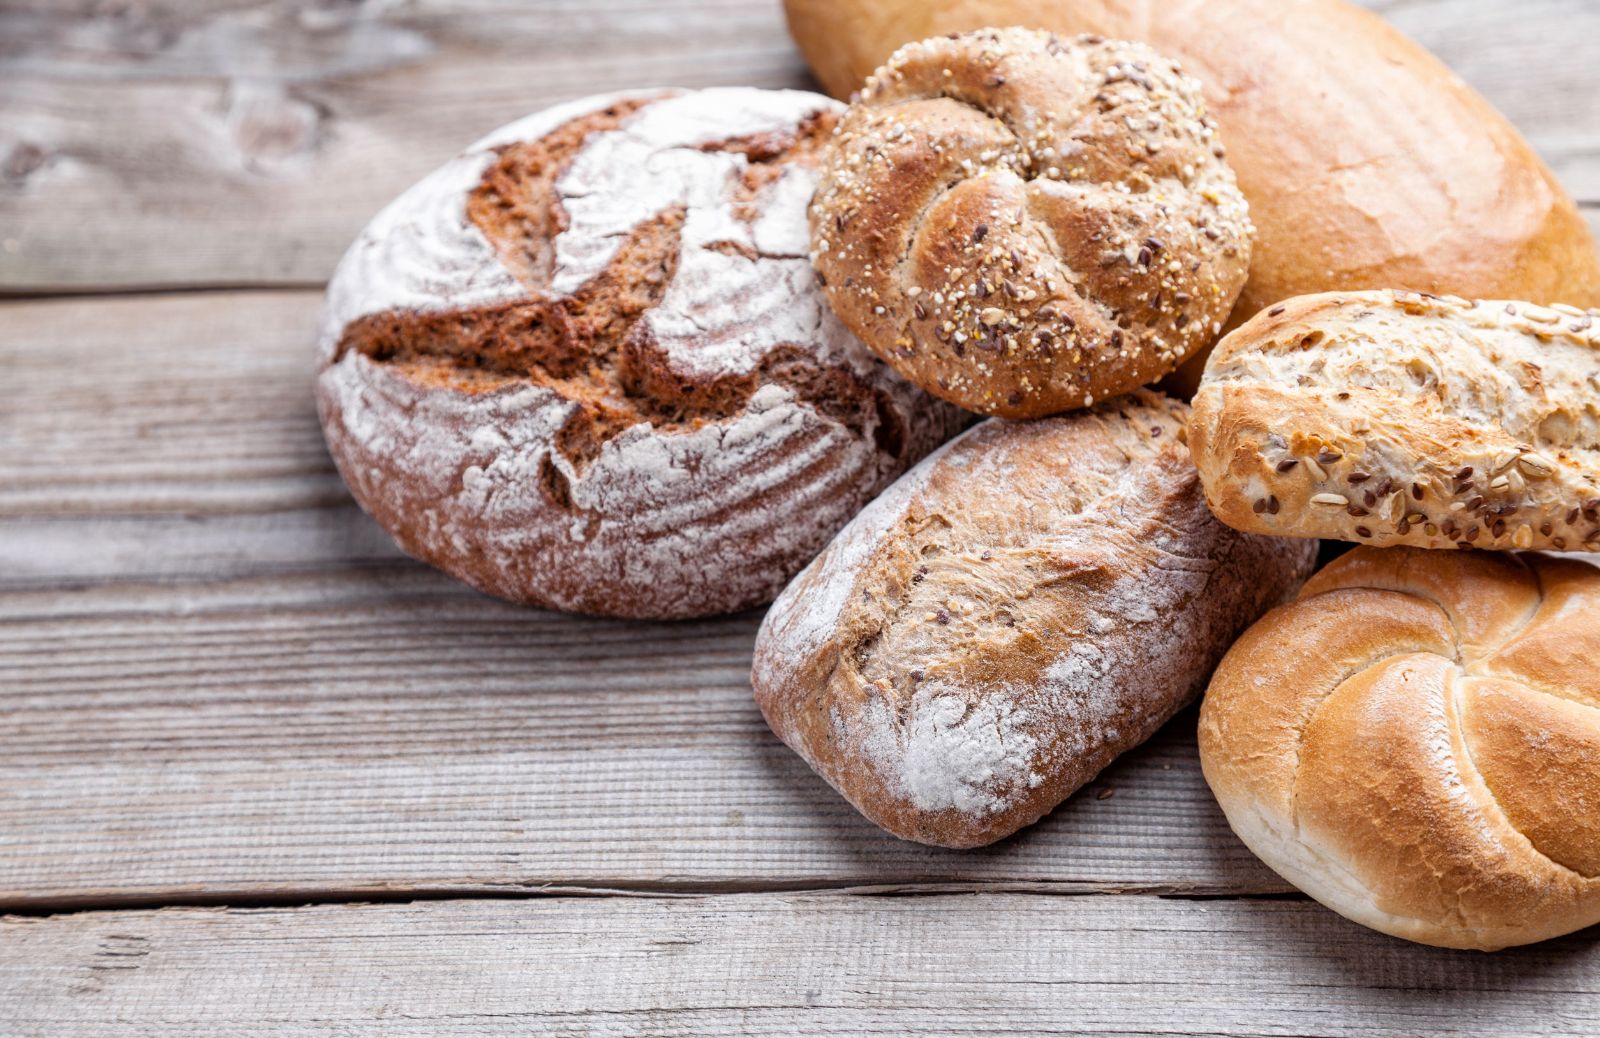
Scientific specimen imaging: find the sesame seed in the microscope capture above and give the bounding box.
[1311,493,1348,507]
[1276,459,1299,473]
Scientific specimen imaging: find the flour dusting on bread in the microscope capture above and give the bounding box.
[754,392,1317,847]
[317,88,967,619]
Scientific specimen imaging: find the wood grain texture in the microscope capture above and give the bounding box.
[4,4,1600,1032]
[0,0,1596,292]
[0,565,1287,906]
[4,894,1600,1036]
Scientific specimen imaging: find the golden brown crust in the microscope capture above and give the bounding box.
[1198,547,1600,950]
[809,29,1250,418]
[752,391,1316,848]
[1187,290,1600,553]
[784,0,1600,393]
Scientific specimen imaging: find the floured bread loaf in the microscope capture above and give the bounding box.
[1189,290,1600,553]
[752,391,1315,848]
[808,29,1251,418]
[317,88,967,619]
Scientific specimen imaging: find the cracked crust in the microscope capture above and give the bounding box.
[808,29,1251,419]
[752,390,1315,847]
[1188,290,1600,553]
[316,88,968,619]
[1198,547,1600,950]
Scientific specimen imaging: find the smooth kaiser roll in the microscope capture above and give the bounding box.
[316,88,966,620]
[752,391,1315,848]
[809,28,1251,418]
[1187,290,1600,553]
[784,0,1600,391]
[1199,547,1600,950]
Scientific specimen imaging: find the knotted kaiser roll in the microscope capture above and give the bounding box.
[1199,546,1600,950]
[808,28,1251,419]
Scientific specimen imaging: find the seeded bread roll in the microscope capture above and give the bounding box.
[808,29,1251,419]
[1188,290,1600,553]
[784,0,1600,395]
[1200,547,1600,950]
[752,391,1315,848]
[316,89,967,619]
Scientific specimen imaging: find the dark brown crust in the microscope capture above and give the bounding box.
[317,90,967,619]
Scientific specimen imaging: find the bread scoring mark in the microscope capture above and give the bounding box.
[332,100,909,493]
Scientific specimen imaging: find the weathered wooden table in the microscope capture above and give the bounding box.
[3,2,1598,1034]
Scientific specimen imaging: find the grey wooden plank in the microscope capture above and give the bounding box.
[3,893,1598,1037]
[1,0,1595,291]
[0,566,1286,906]
[0,0,814,291]
[0,286,1290,905]
[0,292,335,518]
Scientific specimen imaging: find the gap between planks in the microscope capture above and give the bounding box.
[4,893,1599,1038]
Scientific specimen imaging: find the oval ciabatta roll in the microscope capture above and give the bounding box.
[316,88,966,620]
[1188,290,1600,553]
[752,391,1315,848]
[1199,547,1600,950]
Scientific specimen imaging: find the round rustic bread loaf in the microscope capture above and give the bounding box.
[316,88,967,619]
[1188,290,1600,553]
[784,0,1600,394]
[752,390,1316,848]
[809,29,1251,418]
[1199,547,1600,950]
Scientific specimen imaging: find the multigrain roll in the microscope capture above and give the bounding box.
[1188,290,1600,553]
[316,88,966,619]
[1199,547,1600,950]
[752,391,1315,848]
[784,0,1600,397]
[808,29,1251,419]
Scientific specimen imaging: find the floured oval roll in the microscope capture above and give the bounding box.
[752,390,1315,848]
[316,88,967,619]
[1199,547,1600,950]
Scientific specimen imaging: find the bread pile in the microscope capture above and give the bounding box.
[318,7,1600,951]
